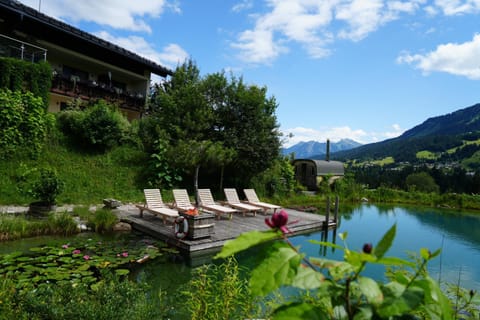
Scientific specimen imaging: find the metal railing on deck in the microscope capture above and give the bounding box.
[0,34,47,62]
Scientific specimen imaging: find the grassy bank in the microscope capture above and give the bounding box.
[0,143,147,205]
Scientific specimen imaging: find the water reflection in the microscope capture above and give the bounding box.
[289,204,480,291]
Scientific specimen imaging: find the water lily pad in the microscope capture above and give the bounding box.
[115,269,130,276]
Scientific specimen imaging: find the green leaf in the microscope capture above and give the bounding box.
[413,277,452,319]
[420,248,430,260]
[250,242,301,296]
[353,306,373,320]
[377,286,424,317]
[308,240,345,251]
[339,232,348,241]
[358,276,383,305]
[374,224,396,259]
[377,256,416,268]
[215,230,280,259]
[115,269,130,276]
[291,263,324,290]
[429,248,441,259]
[272,302,329,320]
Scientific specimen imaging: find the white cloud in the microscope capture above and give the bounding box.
[94,31,188,70]
[232,0,429,64]
[232,0,336,64]
[232,0,254,12]
[434,0,480,15]
[281,124,403,147]
[21,0,175,33]
[397,33,480,79]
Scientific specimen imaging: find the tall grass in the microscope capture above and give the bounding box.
[0,212,78,240]
[0,273,163,320]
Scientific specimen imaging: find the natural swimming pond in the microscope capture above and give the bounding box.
[1,204,479,295]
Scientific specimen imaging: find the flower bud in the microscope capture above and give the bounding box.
[271,210,288,228]
[363,243,373,254]
[265,210,290,233]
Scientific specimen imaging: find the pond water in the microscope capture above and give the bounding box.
[1,204,479,294]
[289,204,480,291]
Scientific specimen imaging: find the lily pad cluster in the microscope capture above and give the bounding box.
[0,237,169,289]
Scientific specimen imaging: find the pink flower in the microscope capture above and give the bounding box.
[121,252,128,257]
[83,255,90,260]
[72,249,81,254]
[62,244,69,249]
[265,210,290,234]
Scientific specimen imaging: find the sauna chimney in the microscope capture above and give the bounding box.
[326,139,330,162]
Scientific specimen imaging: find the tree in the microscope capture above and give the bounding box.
[405,172,439,193]
[148,61,281,190]
[215,75,281,187]
[170,140,235,204]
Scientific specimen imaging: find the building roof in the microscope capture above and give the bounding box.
[0,0,173,77]
[294,159,345,176]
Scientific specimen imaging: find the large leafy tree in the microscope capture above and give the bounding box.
[148,60,281,190]
[216,75,281,187]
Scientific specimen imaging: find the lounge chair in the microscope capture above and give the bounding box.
[136,189,179,224]
[243,189,281,215]
[172,189,196,213]
[197,189,237,220]
[223,188,261,217]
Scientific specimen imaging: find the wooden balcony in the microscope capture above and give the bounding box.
[51,74,146,111]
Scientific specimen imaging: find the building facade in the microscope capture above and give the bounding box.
[0,0,172,119]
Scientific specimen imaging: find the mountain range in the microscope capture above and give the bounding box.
[284,103,480,169]
[333,103,480,168]
[282,139,362,159]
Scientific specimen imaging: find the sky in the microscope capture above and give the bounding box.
[18,0,480,147]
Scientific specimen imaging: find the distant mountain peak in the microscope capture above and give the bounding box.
[282,139,362,159]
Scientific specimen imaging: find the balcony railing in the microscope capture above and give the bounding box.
[51,74,146,111]
[0,34,47,62]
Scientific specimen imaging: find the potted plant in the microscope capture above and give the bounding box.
[28,167,64,215]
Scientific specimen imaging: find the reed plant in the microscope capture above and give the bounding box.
[182,257,261,320]
[0,272,162,320]
[88,208,118,233]
[0,212,78,240]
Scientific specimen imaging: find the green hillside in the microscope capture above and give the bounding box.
[334,103,480,170]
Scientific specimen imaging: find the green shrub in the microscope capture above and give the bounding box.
[57,100,130,152]
[29,167,64,205]
[215,224,475,319]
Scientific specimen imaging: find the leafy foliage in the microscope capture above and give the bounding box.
[405,172,439,193]
[0,89,48,158]
[147,60,281,189]
[0,272,162,320]
[29,167,64,205]
[57,100,130,152]
[0,57,52,107]
[214,224,477,319]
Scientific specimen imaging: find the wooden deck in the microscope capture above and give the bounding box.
[116,205,336,259]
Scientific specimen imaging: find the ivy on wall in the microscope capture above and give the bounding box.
[0,57,52,108]
[0,89,49,158]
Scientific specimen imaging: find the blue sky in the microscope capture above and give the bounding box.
[19,0,480,147]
